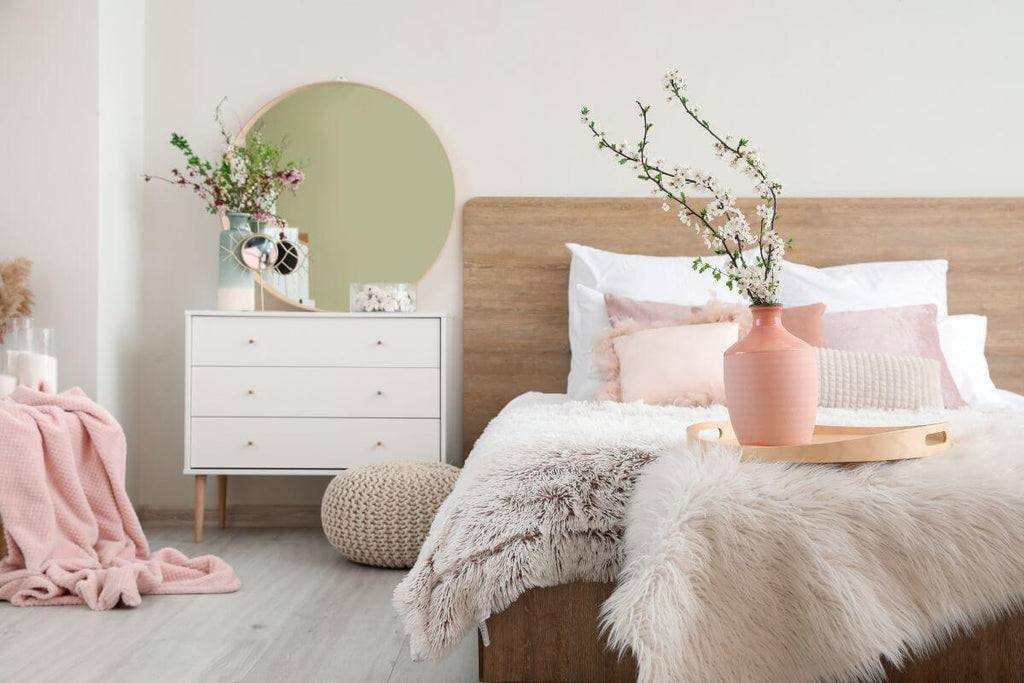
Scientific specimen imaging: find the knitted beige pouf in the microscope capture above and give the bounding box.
[321,461,459,568]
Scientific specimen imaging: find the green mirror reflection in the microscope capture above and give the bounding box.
[244,82,455,310]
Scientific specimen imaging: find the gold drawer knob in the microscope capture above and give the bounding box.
[247,440,255,446]
[376,340,383,346]
[376,441,383,447]
[248,338,256,345]
[248,389,256,396]
[376,390,383,396]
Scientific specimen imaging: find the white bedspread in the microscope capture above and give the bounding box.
[394,397,1024,681]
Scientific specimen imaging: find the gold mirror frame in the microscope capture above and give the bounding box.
[224,81,455,311]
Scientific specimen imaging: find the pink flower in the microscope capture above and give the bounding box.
[279,168,305,186]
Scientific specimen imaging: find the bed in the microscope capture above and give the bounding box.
[451,197,1024,682]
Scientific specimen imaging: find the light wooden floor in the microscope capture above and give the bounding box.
[0,527,478,683]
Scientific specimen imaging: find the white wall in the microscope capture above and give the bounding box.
[1,0,145,496]
[0,1,100,395]
[98,0,146,497]
[136,0,1024,507]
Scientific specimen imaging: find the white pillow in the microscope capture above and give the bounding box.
[566,244,743,398]
[937,314,1000,406]
[570,284,614,399]
[781,259,948,316]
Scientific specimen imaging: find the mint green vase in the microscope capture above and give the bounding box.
[247,218,269,234]
[218,212,254,310]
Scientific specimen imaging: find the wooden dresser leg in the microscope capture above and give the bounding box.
[218,475,228,529]
[194,475,207,543]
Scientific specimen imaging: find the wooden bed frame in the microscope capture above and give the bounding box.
[464,197,1024,682]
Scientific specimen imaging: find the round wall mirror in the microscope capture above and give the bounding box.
[235,82,455,311]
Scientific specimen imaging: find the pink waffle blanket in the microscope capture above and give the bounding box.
[0,387,240,609]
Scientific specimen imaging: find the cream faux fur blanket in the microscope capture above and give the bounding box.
[394,399,1024,682]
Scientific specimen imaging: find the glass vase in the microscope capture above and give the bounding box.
[16,327,57,393]
[349,283,417,313]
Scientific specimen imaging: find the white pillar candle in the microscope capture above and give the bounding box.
[4,349,20,374]
[16,352,58,393]
[0,374,16,397]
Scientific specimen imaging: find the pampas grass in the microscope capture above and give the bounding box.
[0,258,33,343]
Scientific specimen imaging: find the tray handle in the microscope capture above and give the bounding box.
[686,421,737,445]
[921,426,950,453]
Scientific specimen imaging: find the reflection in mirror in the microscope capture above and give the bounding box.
[273,235,302,275]
[238,82,455,310]
[238,234,279,271]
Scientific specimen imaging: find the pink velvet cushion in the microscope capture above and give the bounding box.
[604,293,826,347]
[613,322,740,405]
[822,304,965,408]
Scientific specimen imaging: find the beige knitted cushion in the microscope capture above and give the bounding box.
[321,461,459,568]
[816,347,943,410]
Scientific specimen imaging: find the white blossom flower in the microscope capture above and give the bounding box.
[662,69,686,93]
[228,153,249,186]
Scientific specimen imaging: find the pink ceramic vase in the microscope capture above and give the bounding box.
[723,306,818,446]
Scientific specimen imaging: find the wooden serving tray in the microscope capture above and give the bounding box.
[686,421,951,463]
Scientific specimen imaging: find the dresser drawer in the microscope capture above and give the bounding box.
[189,417,440,469]
[191,316,440,367]
[190,367,439,418]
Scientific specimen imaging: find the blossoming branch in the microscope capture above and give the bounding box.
[581,70,788,305]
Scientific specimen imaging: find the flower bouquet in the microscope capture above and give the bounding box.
[145,100,306,310]
[146,99,305,225]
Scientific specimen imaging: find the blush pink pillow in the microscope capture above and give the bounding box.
[823,304,964,408]
[594,296,751,401]
[613,322,740,405]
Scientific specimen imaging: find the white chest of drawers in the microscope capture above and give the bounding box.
[184,311,457,540]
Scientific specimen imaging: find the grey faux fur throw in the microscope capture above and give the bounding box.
[394,399,1024,683]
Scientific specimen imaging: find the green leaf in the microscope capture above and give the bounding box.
[726,280,734,290]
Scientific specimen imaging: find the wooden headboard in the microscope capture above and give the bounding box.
[463,197,1024,455]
